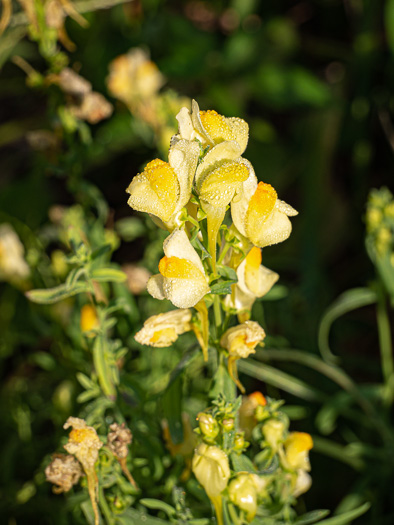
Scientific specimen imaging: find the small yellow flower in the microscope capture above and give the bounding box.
[231,179,298,248]
[0,224,30,283]
[134,309,192,347]
[63,417,103,525]
[220,321,266,359]
[228,473,268,522]
[126,139,200,229]
[107,48,165,106]
[284,432,313,471]
[177,100,249,154]
[80,304,99,335]
[192,443,230,497]
[226,247,279,319]
[220,321,265,393]
[147,229,210,308]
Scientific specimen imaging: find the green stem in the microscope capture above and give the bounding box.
[217,241,231,265]
[377,285,394,404]
[98,485,115,525]
[93,334,116,399]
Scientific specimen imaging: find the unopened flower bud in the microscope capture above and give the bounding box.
[222,418,234,431]
[284,432,313,471]
[197,412,219,439]
[262,419,286,451]
[192,443,230,498]
[233,433,245,451]
[45,453,82,494]
[228,473,258,522]
[80,304,99,335]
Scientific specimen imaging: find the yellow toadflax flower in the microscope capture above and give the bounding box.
[134,308,192,347]
[176,100,249,154]
[107,48,165,106]
[225,247,279,321]
[126,139,200,230]
[283,432,313,471]
[147,229,210,308]
[231,172,298,248]
[220,321,266,393]
[192,443,231,525]
[194,141,252,272]
[63,417,103,525]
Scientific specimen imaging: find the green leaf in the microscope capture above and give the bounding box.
[26,281,92,304]
[316,502,370,525]
[76,373,96,390]
[210,279,237,295]
[115,217,146,241]
[318,287,377,363]
[217,265,237,281]
[162,375,184,445]
[117,508,170,525]
[231,453,257,473]
[386,0,394,55]
[140,499,176,517]
[238,359,324,402]
[90,267,126,283]
[209,361,236,400]
[295,510,330,525]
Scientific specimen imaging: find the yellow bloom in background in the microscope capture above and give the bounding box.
[192,443,230,525]
[228,473,268,522]
[147,229,210,308]
[0,224,30,283]
[220,321,266,393]
[176,99,249,154]
[126,139,200,229]
[80,304,99,335]
[162,413,197,481]
[239,392,267,439]
[134,308,192,347]
[231,175,298,248]
[225,247,279,320]
[63,417,103,525]
[284,432,313,471]
[107,48,165,106]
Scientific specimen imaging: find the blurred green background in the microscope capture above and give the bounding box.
[1,0,394,523]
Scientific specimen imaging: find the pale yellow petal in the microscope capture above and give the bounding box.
[168,138,200,214]
[225,117,249,154]
[198,160,249,207]
[176,106,194,141]
[249,208,293,248]
[276,199,298,216]
[230,162,258,237]
[126,159,180,222]
[163,229,205,274]
[147,274,166,300]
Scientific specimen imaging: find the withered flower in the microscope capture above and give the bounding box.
[45,453,82,494]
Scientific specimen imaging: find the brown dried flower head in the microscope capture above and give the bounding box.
[45,453,82,494]
[107,423,132,459]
